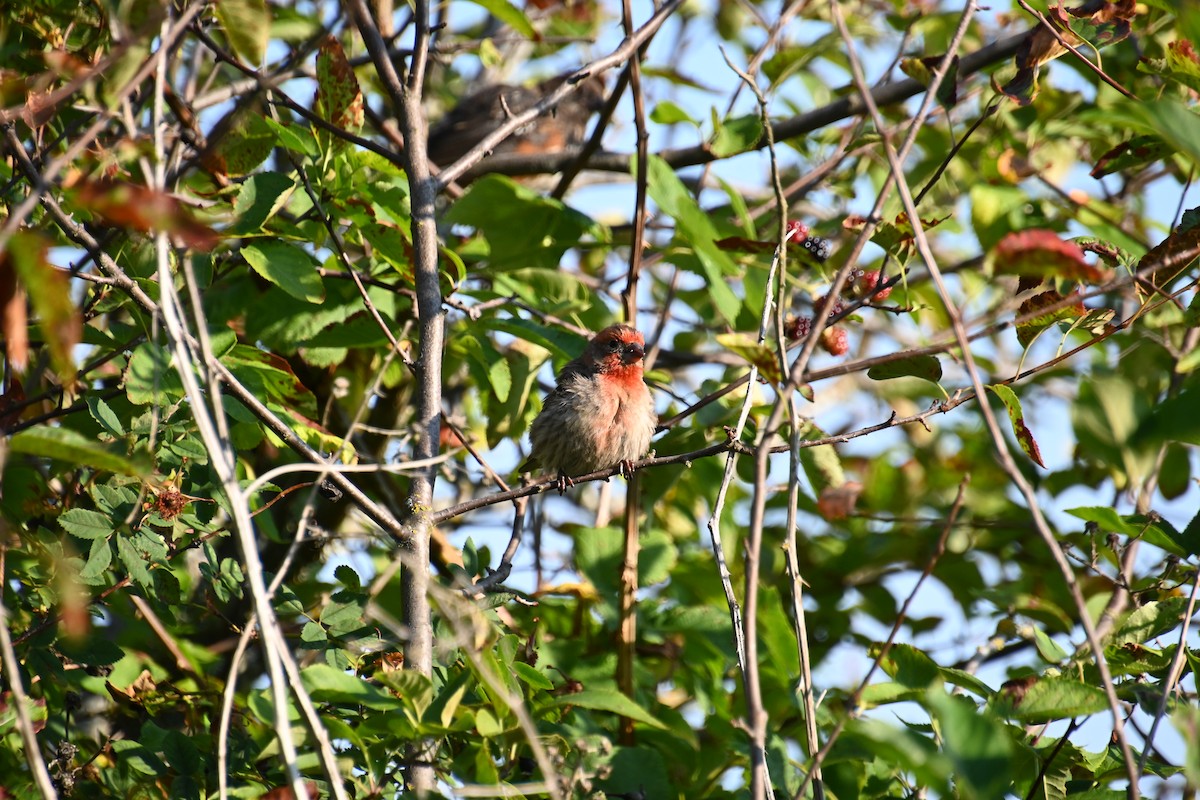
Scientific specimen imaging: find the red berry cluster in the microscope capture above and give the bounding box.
[784,220,809,242]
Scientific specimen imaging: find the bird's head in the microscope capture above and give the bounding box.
[582,324,646,376]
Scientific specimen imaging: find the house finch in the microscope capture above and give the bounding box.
[521,324,657,487]
[427,73,606,173]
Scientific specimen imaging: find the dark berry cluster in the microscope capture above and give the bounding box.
[784,313,849,356]
[801,236,832,261]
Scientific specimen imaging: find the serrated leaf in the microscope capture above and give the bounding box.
[988,384,1045,467]
[79,538,113,582]
[60,508,114,540]
[1109,598,1187,648]
[87,396,125,437]
[334,564,362,591]
[242,241,325,303]
[13,427,146,477]
[117,535,154,588]
[300,621,327,644]
[867,354,943,383]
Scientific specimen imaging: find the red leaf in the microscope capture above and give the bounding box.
[992,229,1111,283]
[74,180,219,250]
[817,482,862,521]
[0,253,28,372]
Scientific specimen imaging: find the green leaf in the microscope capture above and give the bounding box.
[876,643,941,689]
[59,508,116,540]
[334,564,362,591]
[867,354,943,383]
[57,632,124,666]
[548,688,667,729]
[465,0,535,38]
[79,538,113,582]
[125,342,186,406]
[650,101,696,125]
[110,740,167,776]
[1032,626,1067,664]
[213,0,270,65]
[1102,98,1200,170]
[645,155,741,324]
[300,621,327,645]
[444,176,601,271]
[242,241,325,303]
[262,117,318,156]
[426,668,472,728]
[927,690,1014,799]
[988,384,1045,467]
[1066,506,1195,557]
[13,426,146,477]
[1136,386,1200,446]
[993,677,1108,723]
[1108,598,1188,648]
[86,396,125,437]
[511,661,553,690]
[300,664,403,710]
[117,535,154,588]
[231,172,295,234]
[711,113,763,157]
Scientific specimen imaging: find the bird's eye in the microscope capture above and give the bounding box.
[608,339,621,351]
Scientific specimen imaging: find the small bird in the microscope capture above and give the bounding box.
[427,73,606,171]
[521,324,657,489]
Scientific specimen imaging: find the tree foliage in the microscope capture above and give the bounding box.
[1,0,1200,798]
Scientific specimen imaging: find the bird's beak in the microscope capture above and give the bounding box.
[624,342,645,362]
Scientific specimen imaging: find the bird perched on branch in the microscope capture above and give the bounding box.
[521,324,657,489]
[427,73,606,174]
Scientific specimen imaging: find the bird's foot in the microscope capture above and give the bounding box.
[554,472,575,495]
[617,459,637,479]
